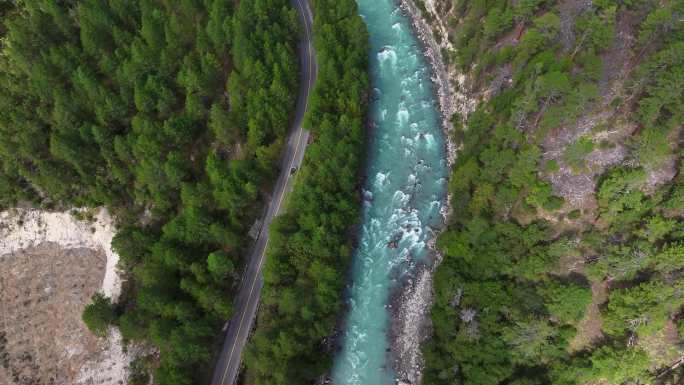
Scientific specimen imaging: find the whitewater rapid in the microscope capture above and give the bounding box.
[330,1,448,384]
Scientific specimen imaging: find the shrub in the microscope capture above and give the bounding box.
[563,137,595,172]
[82,293,116,337]
[539,281,592,324]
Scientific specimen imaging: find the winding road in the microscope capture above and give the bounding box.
[209,0,316,384]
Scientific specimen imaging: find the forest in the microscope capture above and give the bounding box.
[422,0,684,384]
[0,0,300,384]
[242,0,369,384]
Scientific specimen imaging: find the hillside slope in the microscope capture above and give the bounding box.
[414,0,684,384]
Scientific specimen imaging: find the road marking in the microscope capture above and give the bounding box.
[218,1,313,384]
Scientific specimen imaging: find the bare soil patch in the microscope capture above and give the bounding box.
[539,6,645,221]
[570,279,608,352]
[0,208,135,385]
[640,319,684,370]
[0,243,106,385]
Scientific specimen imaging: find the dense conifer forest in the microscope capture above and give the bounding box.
[2,0,682,384]
[243,0,370,383]
[0,1,301,383]
[420,0,684,384]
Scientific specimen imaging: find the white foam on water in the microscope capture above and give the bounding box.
[331,1,449,384]
[398,247,411,262]
[423,133,436,147]
[396,103,409,124]
[388,212,401,225]
[392,190,410,207]
[362,225,370,239]
[400,135,414,147]
[410,241,426,254]
[401,229,421,245]
[377,46,398,69]
[429,200,442,214]
[402,85,414,96]
[374,172,389,189]
[369,238,383,251]
[409,69,420,82]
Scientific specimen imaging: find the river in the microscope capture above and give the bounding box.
[330,1,448,384]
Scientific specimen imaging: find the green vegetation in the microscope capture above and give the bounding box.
[423,0,684,384]
[243,0,369,384]
[0,1,300,384]
[127,356,153,385]
[563,137,595,172]
[83,292,117,337]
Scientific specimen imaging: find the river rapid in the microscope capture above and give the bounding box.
[330,1,448,384]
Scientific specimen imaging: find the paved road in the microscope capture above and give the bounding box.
[209,1,316,384]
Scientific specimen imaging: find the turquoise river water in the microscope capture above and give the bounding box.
[330,1,448,384]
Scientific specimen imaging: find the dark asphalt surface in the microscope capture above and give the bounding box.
[209,0,316,384]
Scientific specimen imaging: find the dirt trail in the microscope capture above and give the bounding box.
[570,279,608,352]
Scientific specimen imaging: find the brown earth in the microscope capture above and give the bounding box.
[570,279,608,352]
[0,242,107,385]
[641,319,683,370]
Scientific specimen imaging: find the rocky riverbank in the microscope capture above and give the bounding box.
[398,0,455,133]
[388,1,476,384]
[398,0,476,166]
[388,260,436,385]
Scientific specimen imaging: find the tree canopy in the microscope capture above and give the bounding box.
[422,0,684,384]
[0,1,300,383]
[243,0,370,383]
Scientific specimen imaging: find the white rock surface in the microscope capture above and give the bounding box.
[0,207,132,385]
[0,207,122,300]
[74,327,134,385]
